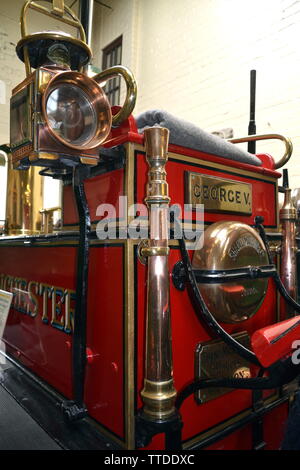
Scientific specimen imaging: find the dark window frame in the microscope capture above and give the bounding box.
[102,35,123,106]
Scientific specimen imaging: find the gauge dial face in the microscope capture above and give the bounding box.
[46,84,97,147]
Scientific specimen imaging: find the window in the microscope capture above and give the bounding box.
[102,36,122,106]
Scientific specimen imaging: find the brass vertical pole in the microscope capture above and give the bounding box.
[140,127,177,421]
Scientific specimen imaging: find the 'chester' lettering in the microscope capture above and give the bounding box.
[0,273,75,334]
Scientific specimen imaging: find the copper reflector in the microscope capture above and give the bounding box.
[42,71,112,151]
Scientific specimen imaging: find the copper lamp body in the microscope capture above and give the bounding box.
[10,1,137,171]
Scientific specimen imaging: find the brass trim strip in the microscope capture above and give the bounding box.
[124,143,136,449]
[133,143,280,182]
[124,239,135,449]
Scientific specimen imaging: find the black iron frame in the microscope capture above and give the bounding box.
[61,165,91,421]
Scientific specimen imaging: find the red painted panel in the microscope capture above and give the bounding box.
[205,401,288,450]
[84,245,124,439]
[135,151,278,228]
[205,426,252,450]
[0,246,76,398]
[0,243,125,440]
[63,168,125,226]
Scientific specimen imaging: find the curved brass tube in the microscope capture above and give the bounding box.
[20,0,87,76]
[93,66,137,127]
[228,134,293,169]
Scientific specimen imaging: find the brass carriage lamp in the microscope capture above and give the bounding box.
[10,0,136,170]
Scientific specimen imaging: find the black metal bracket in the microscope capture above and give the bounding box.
[61,400,88,422]
[64,164,91,421]
[61,146,126,185]
[135,410,183,450]
[252,369,266,451]
[172,260,277,290]
[172,260,186,291]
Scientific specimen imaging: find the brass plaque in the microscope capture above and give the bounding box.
[185,172,252,214]
[194,332,251,404]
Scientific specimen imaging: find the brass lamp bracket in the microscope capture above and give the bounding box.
[138,240,170,265]
[19,0,89,76]
[142,246,170,257]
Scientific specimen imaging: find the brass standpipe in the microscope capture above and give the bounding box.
[280,169,298,318]
[140,127,177,421]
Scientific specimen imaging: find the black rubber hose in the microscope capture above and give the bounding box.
[176,376,271,409]
[176,358,300,409]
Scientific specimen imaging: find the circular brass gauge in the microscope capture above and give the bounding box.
[192,221,269,323]
[42,71,112,150]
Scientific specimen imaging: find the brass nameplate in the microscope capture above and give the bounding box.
[185,172,252,214]
[195,332,251,404]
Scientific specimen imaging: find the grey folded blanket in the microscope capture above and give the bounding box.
[136,109,262,166]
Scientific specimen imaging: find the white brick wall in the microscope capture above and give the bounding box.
[92,0,300,188]
[1,0,300,221]
[92,0,139,104]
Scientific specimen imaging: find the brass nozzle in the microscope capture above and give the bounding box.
[144,127,170,205]
[280,189,296,220]
[144,127,169,167]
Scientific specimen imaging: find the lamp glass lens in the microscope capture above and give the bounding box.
[46,84,97,146]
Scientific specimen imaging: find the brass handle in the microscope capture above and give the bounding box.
[40,206,61,234]
[228,133,293,169]
[20,0,86,76]
[39,206,61,213]
[93,66,137,127]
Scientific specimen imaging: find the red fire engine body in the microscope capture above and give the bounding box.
[0,114,293,450]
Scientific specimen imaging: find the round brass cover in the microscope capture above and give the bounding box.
[192,221,269,323]
[16,32,92,70]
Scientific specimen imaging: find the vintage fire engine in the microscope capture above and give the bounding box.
[0,0,300,451]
